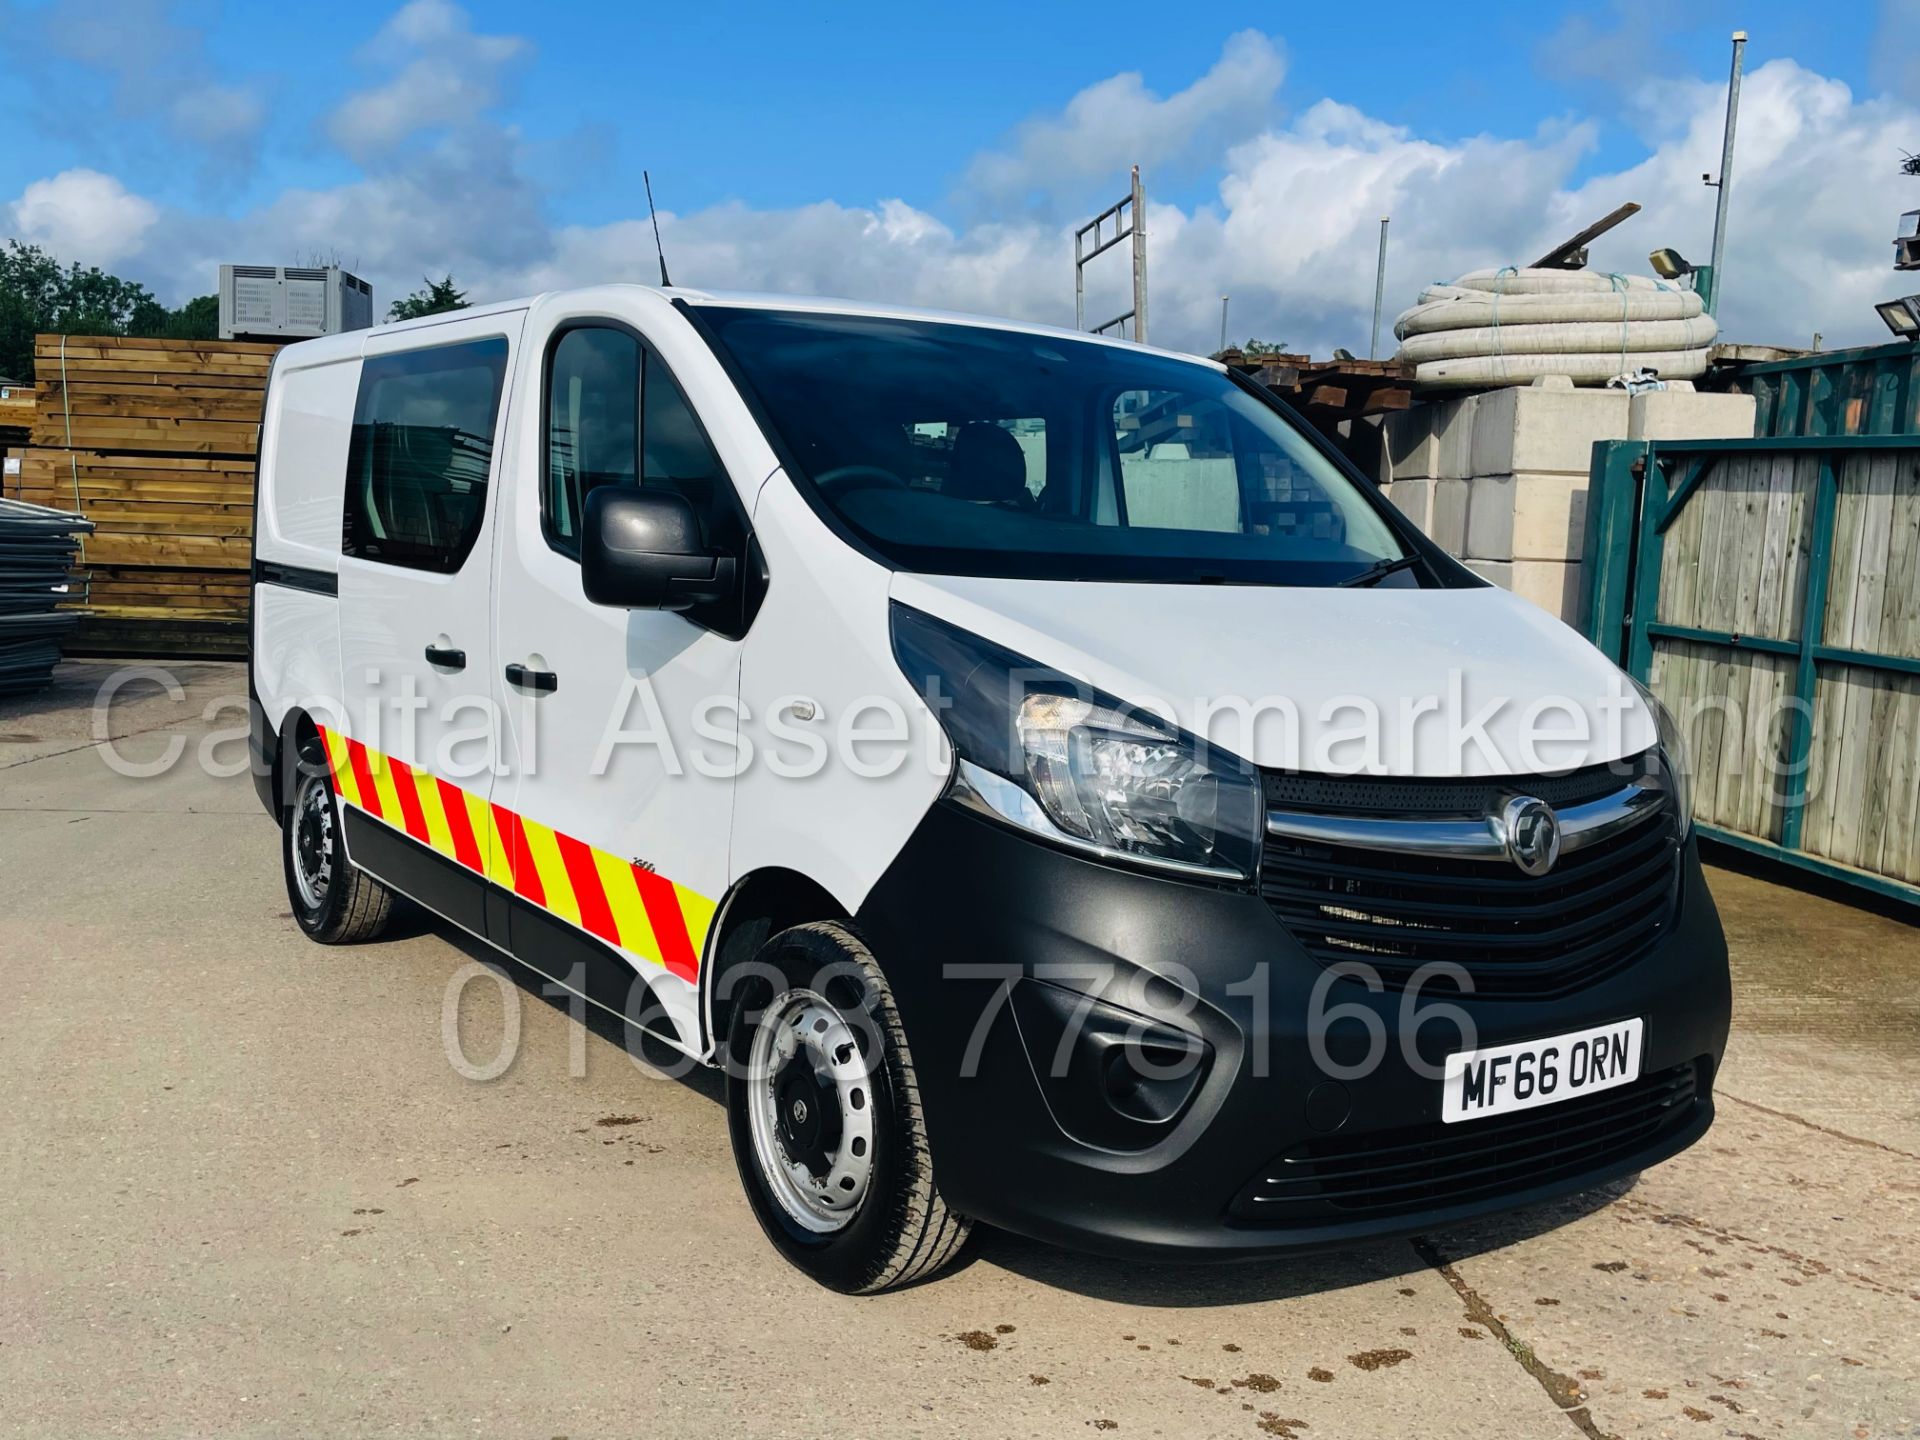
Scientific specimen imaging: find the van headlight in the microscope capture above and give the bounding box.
[1629,674,1693,837]
[891,603,1262,879]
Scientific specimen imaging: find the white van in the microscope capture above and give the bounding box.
[248,285,1729,1293]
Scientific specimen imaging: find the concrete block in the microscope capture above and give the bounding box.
[1431,477,1470,555]
[1433,395,1480,480]
[1464,472,1588,563]
[1382,396,1481,482]
[1467,557,1582,624]
[1627,388,1757,442]
[1388,476,1432,531]
[1470,384,1629,476]
[1381,406,1437,481]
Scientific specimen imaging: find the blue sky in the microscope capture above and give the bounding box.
[3,1,1917,354]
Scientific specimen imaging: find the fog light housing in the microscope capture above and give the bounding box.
[1009,979,1211,1152]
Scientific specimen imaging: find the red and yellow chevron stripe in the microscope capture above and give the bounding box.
[315,725,713,983]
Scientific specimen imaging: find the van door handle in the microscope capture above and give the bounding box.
[423,644,466,670]
[505,663,558,693]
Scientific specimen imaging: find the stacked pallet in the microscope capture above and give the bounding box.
[15,334,279,657]
[0,498,92,696]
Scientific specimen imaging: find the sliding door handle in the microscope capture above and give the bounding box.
[423,644,466,670]
[505,663,558,693]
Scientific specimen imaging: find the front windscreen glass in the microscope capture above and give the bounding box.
[691,306,1411,586]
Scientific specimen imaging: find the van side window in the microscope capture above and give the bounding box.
[545,326,640,554]
[342,338,508,573]
[642,351,742,549]
[542,337,742,557]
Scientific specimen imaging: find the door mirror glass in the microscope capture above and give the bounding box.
[580,486,735,610]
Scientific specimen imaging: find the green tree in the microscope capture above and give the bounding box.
[388,274,470,322]
[0,240,217,379]
[130,293,219,341]
[0,241,61,380]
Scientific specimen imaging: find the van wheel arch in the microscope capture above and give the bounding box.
[274,708,323,819]
[703,868,851,1052]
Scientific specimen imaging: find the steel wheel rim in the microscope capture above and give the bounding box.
[746,987,876,1234]
[292,772,335,910]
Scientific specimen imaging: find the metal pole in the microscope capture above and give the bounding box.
[1369,216,1390,360]
[1219,296,1230,354]
[1706,30,1746,317]
[1130,165,1148,344]
[1074,227,1085,332]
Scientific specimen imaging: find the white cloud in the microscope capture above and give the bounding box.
[31,0,266,163]
[962,31,1285,216]
[1565,61,1919,350]
[7,28,1916,359]
[328,0,529,159]
[548,55,1916,357]
[169,85,267,148]
[7,169,159,267]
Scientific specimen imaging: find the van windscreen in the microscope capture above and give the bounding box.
[691,307,1410,586]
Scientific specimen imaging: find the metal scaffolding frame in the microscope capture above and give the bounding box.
[1074,166,1147,343]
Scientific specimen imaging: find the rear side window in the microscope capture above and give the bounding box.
[342,338,508,572]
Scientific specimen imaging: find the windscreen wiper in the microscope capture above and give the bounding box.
[1338,554,1421,588]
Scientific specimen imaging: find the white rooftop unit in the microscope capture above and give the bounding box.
[218,265,374,341]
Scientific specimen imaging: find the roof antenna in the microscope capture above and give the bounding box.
[644,170,672,288]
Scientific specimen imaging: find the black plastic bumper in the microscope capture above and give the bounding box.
[854,801,1730,1260]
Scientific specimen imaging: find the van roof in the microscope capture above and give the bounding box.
[364,282,1221,371]
[665,287,1223,370]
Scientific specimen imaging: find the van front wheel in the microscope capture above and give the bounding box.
[282,733,395,945]
[725,922,971,1293]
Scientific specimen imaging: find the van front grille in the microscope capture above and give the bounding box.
[1258,761,1682,1000]
[1229,1062,1703,1223]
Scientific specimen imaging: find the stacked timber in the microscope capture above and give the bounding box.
[0,382,36,441]
[15,334,279,657]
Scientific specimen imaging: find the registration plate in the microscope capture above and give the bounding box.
[1442,1018,1643,1124]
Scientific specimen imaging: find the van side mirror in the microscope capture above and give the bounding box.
[580,487,736,611]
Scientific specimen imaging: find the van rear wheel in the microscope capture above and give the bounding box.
[282,732,395,945]
[725,922,971,1293]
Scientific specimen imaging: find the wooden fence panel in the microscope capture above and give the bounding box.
[1649,636,1794,843]
[1604,434,1920,904]
[1803,668,1920,883]
[1654,452,1815,641]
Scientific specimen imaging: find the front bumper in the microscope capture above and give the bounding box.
[854,802,1730,1260]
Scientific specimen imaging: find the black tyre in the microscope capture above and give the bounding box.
[282,730,395,945]
[725,922,971,1293]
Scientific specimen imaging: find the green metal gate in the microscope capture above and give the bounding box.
[1743,342,1920,439]
[1586,434,1920,904]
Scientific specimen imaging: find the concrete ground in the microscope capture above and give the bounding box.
[2,661,1916,1439]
